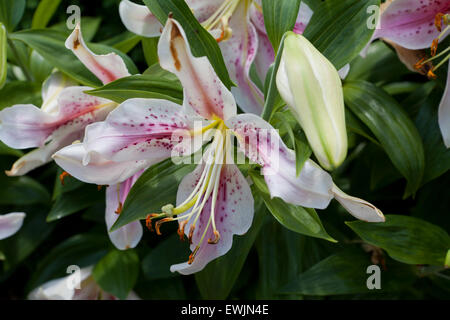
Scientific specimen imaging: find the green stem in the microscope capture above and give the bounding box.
[6,35,33,82]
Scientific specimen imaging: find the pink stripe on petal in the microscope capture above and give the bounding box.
[66,24,130,84]
[158,18,237,120]
[171,163,254,275]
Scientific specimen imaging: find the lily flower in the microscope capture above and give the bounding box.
[54,18,384,275]
[0,212,25,240]
[276,32,348,171]
[0,24,129,177]
[373,0,450,147]
[28,266,140,300]
[119,0,313,114]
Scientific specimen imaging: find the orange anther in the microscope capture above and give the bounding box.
[188,246,200,265]
[115,202,123,214]
[188,224,196,244]
[97,185,104,191]
[435,13,445,32]
[177,221,188,241]
[145,213,159,232]
[59,171,71,186]
[207,230,221,244]
[431,38,439,56]
[155,218,173,236]
[414,57,426,70]
[427,69,437,79]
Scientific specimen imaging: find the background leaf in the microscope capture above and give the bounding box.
[31,0,62,29]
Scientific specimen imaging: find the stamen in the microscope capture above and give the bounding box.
[115,184,122,214]
[188,224,195,244]
[208,230,221,244]
[177,220,188,241]
[427,69,437,79]
[115,202,123,214]
[155,218,173,235]
[414,57,426,70]
[431,39,439,56]
[145,213,160,231]
[435,13,445,32]
[59,171,71,185]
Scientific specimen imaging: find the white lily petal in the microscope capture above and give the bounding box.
[438,63,450,148]
[0,212,26,240]
[119,0,163,37]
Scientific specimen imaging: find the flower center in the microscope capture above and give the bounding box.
[146,120,233,265]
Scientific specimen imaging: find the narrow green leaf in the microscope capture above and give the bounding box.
[111,159,196,231]
[0,0,25,32]
[343,81,425,197]
[10,29,138,87]
[0,141,23,157]
[142,37,159,67]
[31,0,62,29]
[101,31,142,54]
[346,215,450,266]
[93,249,140,300]
[0,175,50,206]
[87,73,183,104]
[261,0,301,53]
[47,184,105,222]
[303,0,380,70]
[250,171,336,242]
[143,0,233,89]
[49,17,102,42]
[281,249,417,296]
[0,23,6,89]
[0,81,42,110]
[142,233,190,280]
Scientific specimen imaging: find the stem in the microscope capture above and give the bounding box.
[6,36,33,82]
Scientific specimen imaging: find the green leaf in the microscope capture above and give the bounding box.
[261,0,301,53]
[143,0,233,89]
[10,29,138,87]
[0,141,23,157]
[93,249,140,300]
[303,0,380,70]
[0,207,55,272]
[0,175,50,206]
[250,171,336,242]
[47,184,105,222]
[0,23,6,89]
[346,215,450,266]
[87,73,183,104]
[27,233,110,291]
[281,249,417,296]
[142,37,159,67]
[111,159,196,231]
[343,81,425,197]
[195,193,268,299]
[142,233,190,280]
[0,0,25,32]
[31,0,62,29]
[29,50,53,83]
[49,17,102,42]
[0,81,42,110]
[101,31,142,54]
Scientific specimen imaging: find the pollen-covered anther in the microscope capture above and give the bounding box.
[207,230,221,244]
[431,39,439,56]
[427,69,437,79]
[59,171,71,186]
[188,224,195,244]
[155,218,173,236]
[115,202,123,214]
[145,213,160,232]
[414,57,426,70]
[177,220,188,241]
[188,246,200,265]
[435,13,445,32]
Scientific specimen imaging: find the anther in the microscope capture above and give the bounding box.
[427,69,437,79]
[188,246,200,265]
[155,218,173,235]
[435,13,445,32]
[188,224,196,244]
[145,214,160,232]
[414,57,426,70]
[177,220,188,241]
[59,171,71,185]
[97,185,104,191]
[431,38,439,56]
[115,202,123,214]
[207,230,221,244]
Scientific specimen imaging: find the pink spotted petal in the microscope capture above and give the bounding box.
[226,113,334,209]
[374,0,450,50]
[219,1,264,114]
[170,163,254,275]
[41,72,77,115]
[82,98,200,163]
[53,143,151,186]
[65,24,130,84]
[439,63,450,148]
[105,172,144,250]
[119,0,163,37]
[0,212,26,240]
[158,18,237,120]
[0,86,114,149]
[293,1,314,34]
